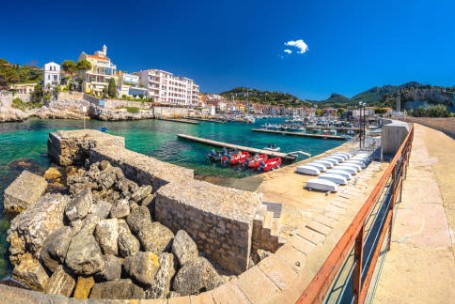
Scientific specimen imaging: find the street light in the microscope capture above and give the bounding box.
[358,101,363,149]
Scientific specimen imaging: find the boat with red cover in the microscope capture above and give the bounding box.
[229,151,250,165]
[247,154,268,168]
[258,157,282,172]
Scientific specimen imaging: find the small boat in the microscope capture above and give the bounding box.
[319,173,348,185]
[322,157,340,165]
[333,152,352,159]
[334,165,358,175]
[247,154,268,169]
[207,148,234,162]
[264,144,281,152]
[296,165,321,176]
[305,179,338,192]
[306,162,328,172]
[229,151,250,165]
[312,160,334,169]
[326,169,352,180]
[338,163,361,172]
[99,127,108,132]
[330,153,349,161]
[258,157,282,172]
[344,160,367,169]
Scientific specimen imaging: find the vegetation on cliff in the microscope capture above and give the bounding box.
[0,59,42,90]
[220,87,311,107]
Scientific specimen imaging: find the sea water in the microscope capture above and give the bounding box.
[0,118,343,278]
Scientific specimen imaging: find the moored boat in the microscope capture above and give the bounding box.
[247,154,268,168]
[229,151,250,165]
[295,165,321,176]
[305,179,338,192]
[264,144,281,152]
[258,157,282,172]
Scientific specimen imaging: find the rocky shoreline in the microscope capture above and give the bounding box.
[4,160,228,300]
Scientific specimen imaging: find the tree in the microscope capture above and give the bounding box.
[108,78,117,98]
[62,60,77,74]
[76,59,92,72]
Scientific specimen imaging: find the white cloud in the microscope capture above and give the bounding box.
[284,39,309,54]
[284,49,292,54]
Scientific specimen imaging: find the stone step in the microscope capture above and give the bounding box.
[263,210,274,230]
[271,218,281,237]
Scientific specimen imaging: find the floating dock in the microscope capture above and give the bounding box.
[252,128,348,140]
[176,134,297,161]
[184,117,225,123]
[156,118,199,125]
[304,125,359,133]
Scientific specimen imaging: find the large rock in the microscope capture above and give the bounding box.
[90,279,145,299]
[65,189,93,221]
[172,230,199,267]
[124,251,160,286]
[145,252,175,299]
[43,167,62,181]
[12,253,49,291]
[78,213,100,235]
[137,222,174,254]
[95,219,119,255]
[132,185,153,203]
[95,255,123,281]
[172,257,224,296]
[65,231,104,275]
[73,276,95,299]
[90,200,112,219]
[126,205,152,234]
[45,265,76,297]
[40,226,73,272]
[7,193,69,264]
[4,171,48,214]
[118,220,140,257]
[110,199,130,219]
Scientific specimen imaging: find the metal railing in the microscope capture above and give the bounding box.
[296,124,414,304]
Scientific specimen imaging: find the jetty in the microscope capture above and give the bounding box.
[156,118,199,125]
[252,128,348,140]
[304,125,359,133]
[184,117,225,123]
[176,133,297,161]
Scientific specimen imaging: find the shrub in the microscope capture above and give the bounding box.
[12,97,26,111]
[125,106,140,113]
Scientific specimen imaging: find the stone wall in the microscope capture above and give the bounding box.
[89,146,194,191]
[48,130,125,166]
[57,91,84,101]
[381,120,410,160]
[154,106,189,118]
[400,117,455,139]
[156,180,261,274]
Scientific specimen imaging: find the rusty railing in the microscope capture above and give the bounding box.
[297,125,414,304]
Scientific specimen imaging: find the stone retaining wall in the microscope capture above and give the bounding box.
[156,180,261,274]
[154,106,190,118]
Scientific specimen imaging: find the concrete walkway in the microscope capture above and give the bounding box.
[373,124,455,304]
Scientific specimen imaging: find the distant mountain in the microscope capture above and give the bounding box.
[220,87,311,107]
[316,82,455,109]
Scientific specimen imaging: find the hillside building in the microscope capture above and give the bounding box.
[78,45,117,96]
[43,62,61,89]
[117,72,148,98]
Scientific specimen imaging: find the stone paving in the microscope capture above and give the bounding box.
[373,124,455,304]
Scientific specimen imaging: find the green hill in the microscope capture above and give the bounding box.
[220,87,311,107]
[0,58,42,90]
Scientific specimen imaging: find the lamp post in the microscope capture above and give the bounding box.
[358,101,363,149]
[362,103,367,148]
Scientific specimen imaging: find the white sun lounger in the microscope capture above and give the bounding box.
[326,169,353,180]
[319,173,348,185]
[306,162,328,172]
[334,165,358,175]
[296,165,321,176]
[305,179,338,192]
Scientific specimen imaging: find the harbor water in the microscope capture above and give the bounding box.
[0,118,344,278]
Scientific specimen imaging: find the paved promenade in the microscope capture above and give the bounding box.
[374,124,455,304]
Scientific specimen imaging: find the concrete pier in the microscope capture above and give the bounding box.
[156,118,199,125]
[176,133,297,161]
[252,128,348,140]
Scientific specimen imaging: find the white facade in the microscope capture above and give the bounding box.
[138,69,200,105]
[43,62,61,89]
[117,72,147,97]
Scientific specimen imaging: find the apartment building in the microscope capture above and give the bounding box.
[43,62,61,89]
[138,69,199,105]
[117,72,148,98]
[78,45,117,96]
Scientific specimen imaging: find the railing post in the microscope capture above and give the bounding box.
[353,225,365,304]
[386,163,397,251]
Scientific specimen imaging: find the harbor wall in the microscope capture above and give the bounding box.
[153,106,190,118]
[381,119,410,160]
[399,117,455,139]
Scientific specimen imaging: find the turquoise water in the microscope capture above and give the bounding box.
[0,118,344,278]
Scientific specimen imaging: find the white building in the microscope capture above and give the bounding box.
[43,62,61,89]
[137,69,200,105]
[117,72,148,98]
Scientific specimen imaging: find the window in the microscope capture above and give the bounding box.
[48,75,50,80]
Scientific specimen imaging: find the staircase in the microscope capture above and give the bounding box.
[252,202,286,254]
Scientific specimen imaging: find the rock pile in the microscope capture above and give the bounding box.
[6,161,225,299]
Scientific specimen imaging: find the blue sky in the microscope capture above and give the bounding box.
[1,0,454,99]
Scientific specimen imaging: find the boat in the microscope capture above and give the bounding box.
[318,173,348,185]
[247,154,268,169]
[306,162,328,172]
[229,151,250,165]
[338,163,361,172]
[334,165,358,175]
[305,179,338,192]
[344,159,367,169]
[330,153,349,161]
[322,157,340,165]
[326,169,352,180]
[295,165,321,176]
[206,148,234,162]
[258,157,282,172]
[264,144,281,152]
[99,127,107,132]
[333,152,352,159]
[312,160,334,169]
